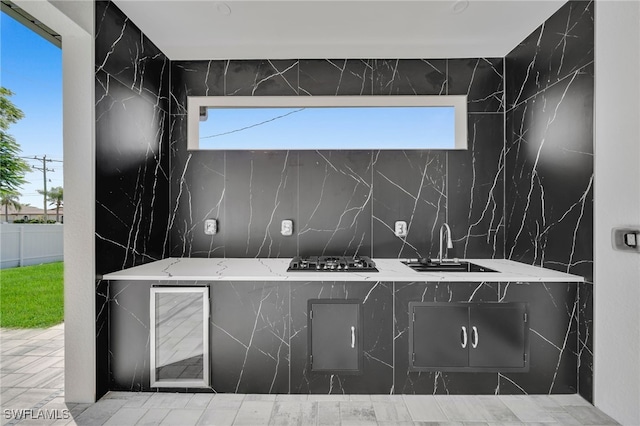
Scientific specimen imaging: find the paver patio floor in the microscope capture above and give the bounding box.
[0,324,619,425]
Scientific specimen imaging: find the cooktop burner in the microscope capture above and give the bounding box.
[287,256,378,272]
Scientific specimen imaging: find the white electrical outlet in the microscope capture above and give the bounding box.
[394,221,408,237]
[204,219,217,235]
[281,219,293,236]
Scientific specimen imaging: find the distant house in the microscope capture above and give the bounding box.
[1,205,64,223]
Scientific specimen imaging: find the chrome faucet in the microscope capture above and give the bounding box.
[438,223,453,263]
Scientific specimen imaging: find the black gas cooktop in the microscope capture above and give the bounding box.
[287,256,378,272]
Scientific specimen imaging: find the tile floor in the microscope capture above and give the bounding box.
[1,325,620,425]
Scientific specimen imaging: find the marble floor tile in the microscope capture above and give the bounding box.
[436,395,487,422]
[72,399,128,426]
[3,388,60,409]
[196,408,237,426]
[269,401,317,425]
[0,386,27,404]
[474,395,520,422]
[233,400,274,425]
[186,393,216,409]
[14,355,62,375]
[339,401,377,425]
[549,410,585,425]
[499,395,557,423]
[135,407,170,426]
[208,395,244,411]
[307,394,350,402]
[244,394,277,401]
[159,408,205,426]
[0,325,621,426]
[120,393,152,408]
[275,394,308,401]
[348,394,371,401]
[529,395,566,413]
[403,395,449,422]
[564,405,619,425]
[141,392,193,409]
[549,393,593,407]
[316,401,340,425]
[373,401,412,422]
[101,407,147,426]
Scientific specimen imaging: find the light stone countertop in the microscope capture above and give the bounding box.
[101,258,584,283]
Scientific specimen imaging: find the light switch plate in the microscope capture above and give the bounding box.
[395,221,408,237]
[281,219,293,236]
[204,219,217,235]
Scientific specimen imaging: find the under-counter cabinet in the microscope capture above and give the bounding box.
[308,299,363,373]
[409,302,529,372]
[150,287,210,388]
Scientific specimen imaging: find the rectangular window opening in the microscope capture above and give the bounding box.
[188,95,467,151]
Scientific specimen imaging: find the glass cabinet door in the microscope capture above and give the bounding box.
[150,287,209,388]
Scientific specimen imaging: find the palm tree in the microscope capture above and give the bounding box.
[38,186,63,222]
[1,191,21,223]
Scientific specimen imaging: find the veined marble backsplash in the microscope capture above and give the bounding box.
[504,0,594,402]
[169,59,505,261]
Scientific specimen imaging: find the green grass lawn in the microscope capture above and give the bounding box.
[0,262,64,328]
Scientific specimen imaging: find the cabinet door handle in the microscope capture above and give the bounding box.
[461,326,468,348]
[351,326,356,349]
[471,326,479,349]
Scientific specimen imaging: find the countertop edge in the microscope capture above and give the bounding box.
[101,258,585,283]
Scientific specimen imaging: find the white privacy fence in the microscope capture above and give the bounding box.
[0,224,64,269]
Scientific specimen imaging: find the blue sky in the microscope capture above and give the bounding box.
[201,106,455,150]
[1,11,63,209]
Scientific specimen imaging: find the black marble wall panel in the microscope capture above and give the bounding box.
[448,58,504,113]
[578,282,593,402]
[373,59,447,96]
[448,114,505,260]
[210,281,289,393]
[95,0,170,399]
[108,280,151,391]
[297,151,373,257]
[95,1,170,275]
[393,282,499,394]
[372,151,446,259]
[95,279,109,398]
[300,60,374,96]
[289,281,394,394]
[498,282,578,395]
[170,59,504,260]
[106,280,578,396]
[505,0,593,401]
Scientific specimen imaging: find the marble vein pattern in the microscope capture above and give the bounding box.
[168,58,506,260]
[95,1,170,275]
[104,275,580,395]
[101,258,584,283]
[505,0,593,401]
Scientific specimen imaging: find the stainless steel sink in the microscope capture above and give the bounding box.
[402,259,497,273]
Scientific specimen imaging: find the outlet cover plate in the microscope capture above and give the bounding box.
[204,219,217,235]
[281,220,293,236]
[395,221,408,237]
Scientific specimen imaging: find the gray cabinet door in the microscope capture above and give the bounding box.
[411,304,469,369]
[309,300,361,372]
[469,304,527,368]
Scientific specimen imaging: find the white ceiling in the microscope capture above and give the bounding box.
[112,0,567,60]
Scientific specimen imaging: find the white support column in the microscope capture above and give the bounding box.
[594,1,640,424]
[13,0,96,403]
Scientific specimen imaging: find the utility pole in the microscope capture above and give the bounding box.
[30,155,56,222]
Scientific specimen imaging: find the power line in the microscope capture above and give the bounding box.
[21,156,63,163]
[200,108,306,140]
[28,155,56,221]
